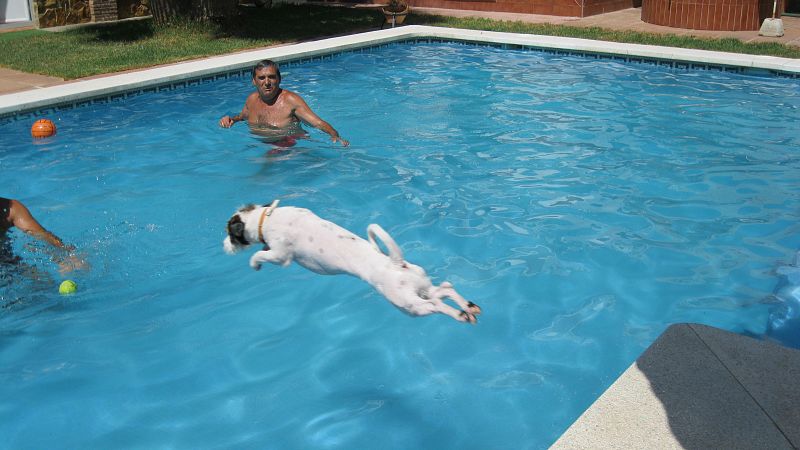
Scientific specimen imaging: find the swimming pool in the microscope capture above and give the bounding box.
[1,39,799,448]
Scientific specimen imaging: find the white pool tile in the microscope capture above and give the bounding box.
[1,25,797,118]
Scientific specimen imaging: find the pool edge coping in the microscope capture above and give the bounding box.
[1,25,799,117]
[550,323,800,449]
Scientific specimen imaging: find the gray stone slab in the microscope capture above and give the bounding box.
[551,324,795,449]
[689,323,800,447]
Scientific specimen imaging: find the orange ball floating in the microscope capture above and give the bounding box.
[31,119,56,138]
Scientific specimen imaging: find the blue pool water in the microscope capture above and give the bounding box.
[1,41,799,448]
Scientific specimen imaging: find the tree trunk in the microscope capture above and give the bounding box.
[192,0,238,19]
[149,0,237,23]
[149,0,191,23]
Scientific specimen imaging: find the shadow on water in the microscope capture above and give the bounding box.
[0,260,55,310]
[765,250,800,349]
[0,266,73,350]
[0,237,74,316]
[0,261,81,354]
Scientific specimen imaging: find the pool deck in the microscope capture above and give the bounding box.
[551,323,800,449]
[2,17,800,449]
[1,25,799,117]
[0,7,798,96]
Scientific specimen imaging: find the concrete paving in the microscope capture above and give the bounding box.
[3,26,798,116]
[0,7,797,95]
[551,323,800,449]
[0,67,64,95]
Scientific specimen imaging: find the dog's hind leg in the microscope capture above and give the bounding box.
[415,300,477,324]
[434,301,478,324]
[249,249,292,271]
[431,282,482,317]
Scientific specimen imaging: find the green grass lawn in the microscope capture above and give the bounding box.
[0,4,797,80]
[0,6,382,79]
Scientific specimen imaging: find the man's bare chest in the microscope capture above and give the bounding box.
[247,99,296,128]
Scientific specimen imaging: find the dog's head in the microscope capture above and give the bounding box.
[223,204,261,254]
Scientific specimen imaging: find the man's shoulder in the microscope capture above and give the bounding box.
[280,89,307,105]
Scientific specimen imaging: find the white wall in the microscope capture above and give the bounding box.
[0,0,32,23]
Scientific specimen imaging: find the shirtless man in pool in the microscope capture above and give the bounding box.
[219,60,349,147]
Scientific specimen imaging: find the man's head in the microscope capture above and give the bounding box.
[252,60,282,101]
[252,59,281,81]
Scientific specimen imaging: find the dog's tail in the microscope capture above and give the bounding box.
[367,224,404,266]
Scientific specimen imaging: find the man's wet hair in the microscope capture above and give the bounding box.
[252,59,281,81]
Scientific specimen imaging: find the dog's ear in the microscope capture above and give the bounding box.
[231,221,244,235]
[227,214,249,246]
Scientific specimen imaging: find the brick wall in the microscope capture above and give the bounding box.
[407,0,635,17]
[642,0,781,30]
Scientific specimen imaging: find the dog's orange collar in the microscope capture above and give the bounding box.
[258,200,280,244]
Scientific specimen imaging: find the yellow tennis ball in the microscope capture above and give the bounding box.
[59,280,77,295]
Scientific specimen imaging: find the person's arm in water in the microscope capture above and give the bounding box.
[219,100,251,128]
[8,199,68,249]
[290,93,349,147]
[8,199,86,272]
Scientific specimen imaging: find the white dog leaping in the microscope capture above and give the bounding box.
[223,201,482,323]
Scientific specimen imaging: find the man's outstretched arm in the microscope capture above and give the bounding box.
[292,95,349,147]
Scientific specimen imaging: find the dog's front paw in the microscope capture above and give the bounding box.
[249,256,262,271]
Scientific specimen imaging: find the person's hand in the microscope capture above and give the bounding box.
[58,254,89,274]
[57,246,89,274]
[53,244,89,275]
[333,135,349,147]
[219,116,234,128]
